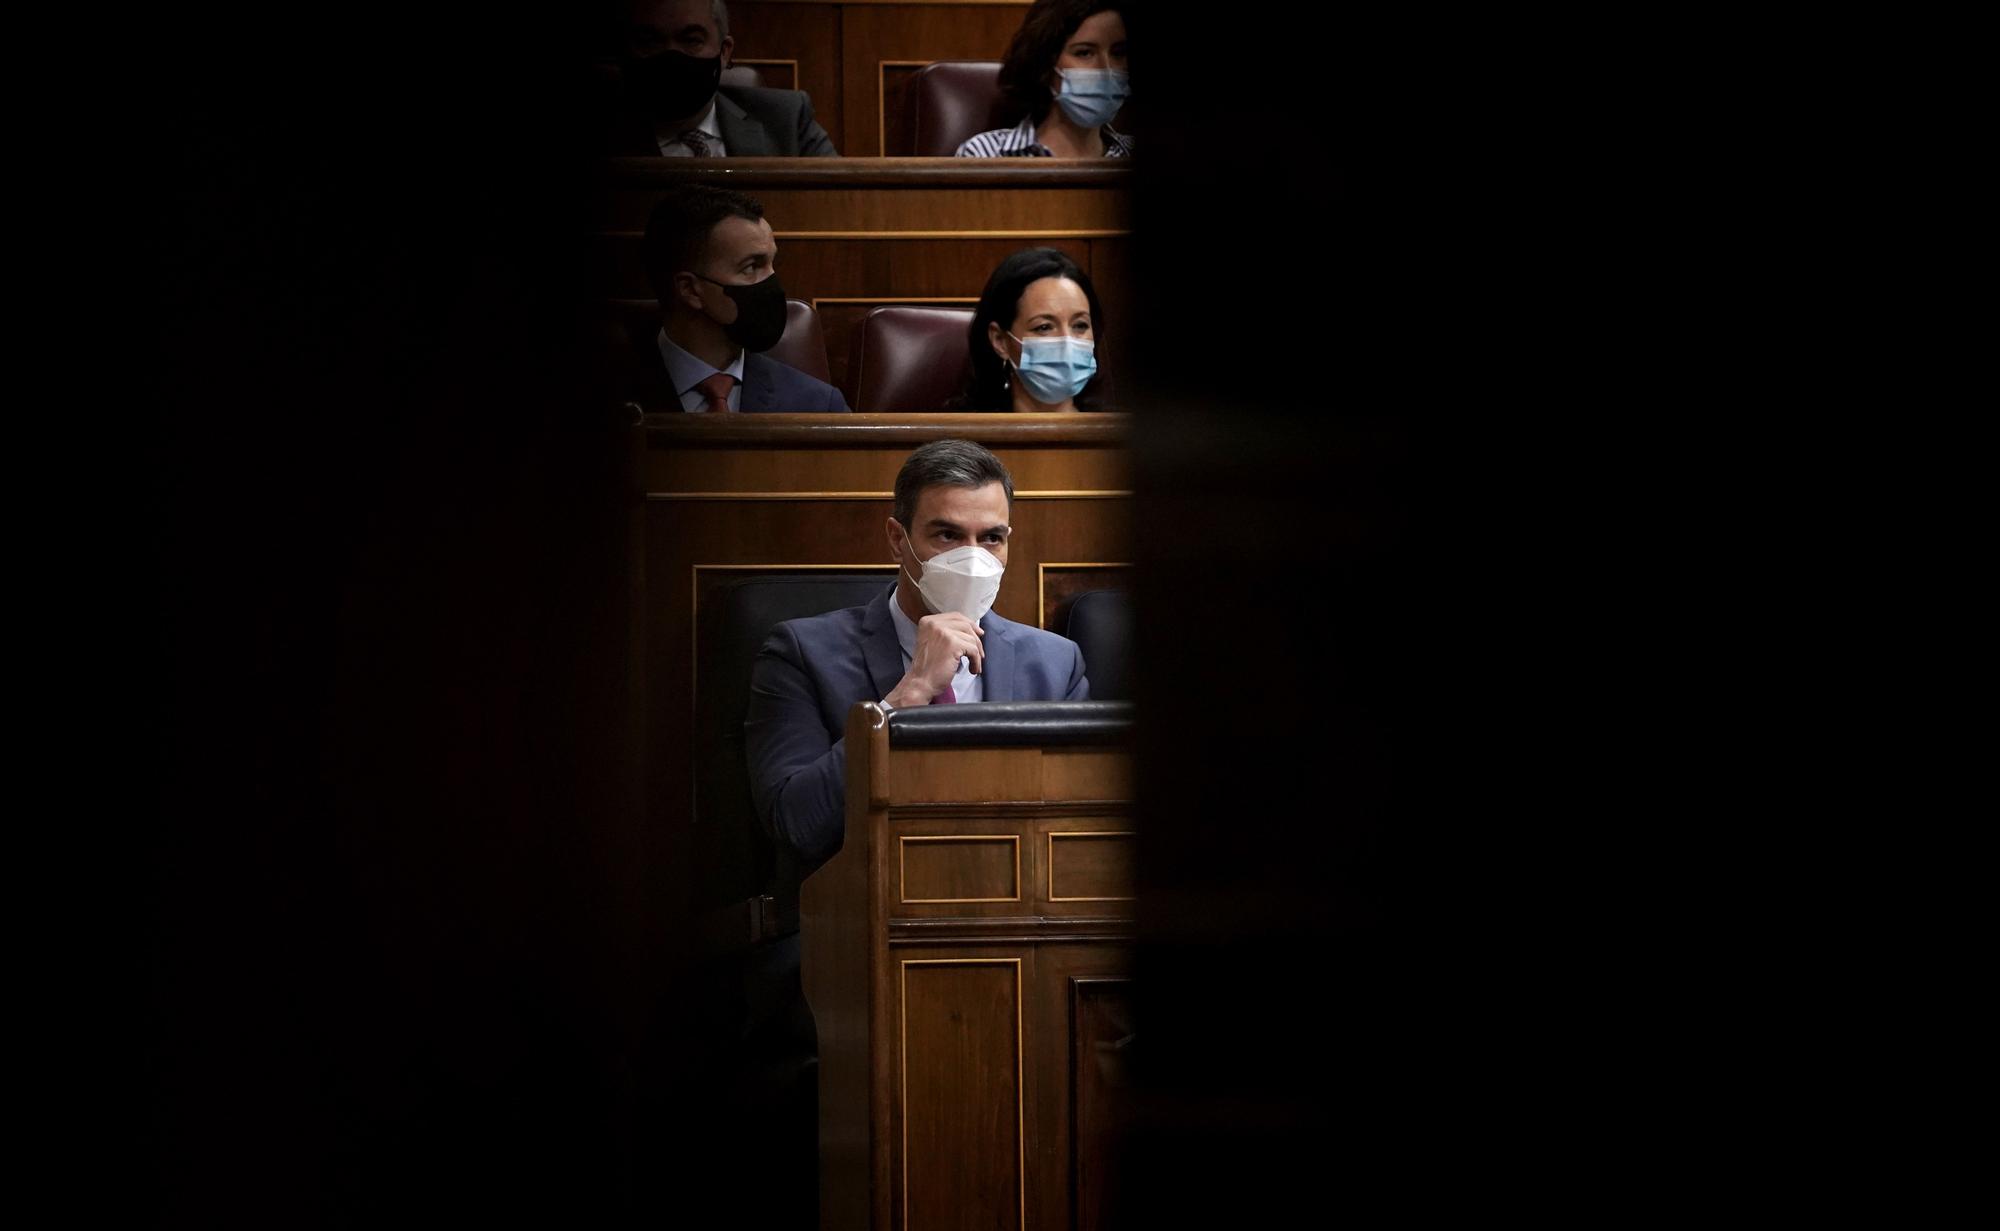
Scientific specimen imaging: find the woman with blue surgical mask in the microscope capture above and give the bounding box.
[956,1,1130,159]
[950,247,1108,413]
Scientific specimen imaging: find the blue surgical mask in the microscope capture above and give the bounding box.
[1053,68,1130,130]
[1007,332,1097,404]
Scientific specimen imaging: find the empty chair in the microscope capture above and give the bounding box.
[610,296,831,386]
[1064,589,1131,701]
[910,61,1007,157]
[849,306,974,412]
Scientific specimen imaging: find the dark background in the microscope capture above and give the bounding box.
[142,3,1757,1226]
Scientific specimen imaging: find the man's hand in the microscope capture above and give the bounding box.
[885,612,983,707]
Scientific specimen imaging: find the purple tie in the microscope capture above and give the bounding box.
[930,684,956,704]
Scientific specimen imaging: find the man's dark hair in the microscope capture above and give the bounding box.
[893,440,1015,530]
[958,247,1106,411]
[642,185,764,302]
[997,0,1127,126]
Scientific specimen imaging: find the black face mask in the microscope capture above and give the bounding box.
[623,49,722,121]
[696,272,789,353]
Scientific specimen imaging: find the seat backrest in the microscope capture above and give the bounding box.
[693,574,894,912]
[851,306,975,412]
[719,64,764,89]
[1063,589,1132,701]
[608,298,830,385]
[911,61,1008,156]
[772,299,830,383]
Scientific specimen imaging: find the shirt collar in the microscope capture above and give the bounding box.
[656,327,744,397]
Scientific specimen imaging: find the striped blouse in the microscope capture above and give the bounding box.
[955,116,1133,159]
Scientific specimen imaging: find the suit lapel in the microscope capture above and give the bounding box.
[861,588,906,700]
[739,353,776,413]
[715,92,773,155]
[978,613,1016,702]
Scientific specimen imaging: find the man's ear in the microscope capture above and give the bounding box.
[885,515,906,562]
[674,271,706,313]
[720,35,735,70]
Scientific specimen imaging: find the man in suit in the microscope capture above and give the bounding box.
[747,439,1091,872]
[610,0,839,156]
[636,184,851,412]
[693,440,1083,1226]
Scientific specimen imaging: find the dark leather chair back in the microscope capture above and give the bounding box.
[851,306,975,412]
[911,61,1008,156]
[1064,589,1132,701]
[720,64,764,89]
[610,297,832,384]
[694,574,894,917]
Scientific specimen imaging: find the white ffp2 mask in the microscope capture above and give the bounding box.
[902,541,1004,623]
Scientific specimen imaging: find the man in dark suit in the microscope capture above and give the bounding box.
[747,439,1091,871]
[692,440,1083,1225]
[635,184,850,412]
[609,0,838,157]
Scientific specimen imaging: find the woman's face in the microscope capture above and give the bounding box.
[1054,10,1127,74]
[991,275,1094,364]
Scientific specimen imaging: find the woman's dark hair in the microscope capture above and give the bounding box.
[957,247,1106,412]
[997,0,1124,126]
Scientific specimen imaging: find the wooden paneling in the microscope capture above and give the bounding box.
[723,3,844,145]
[600,234,1103,302]
[602,169,1131,232]
[900,834,1020,903]
[1047,831,1134,903]
[837,4,1031,155]
[1039,748,1132,804]
[809,707,1134,1231]
[891,747,1043,803]
[1069,977,1133,1231]
[899,957,1024,1231]
[734,58,800,91]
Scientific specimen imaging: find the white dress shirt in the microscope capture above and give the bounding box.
[657,329,745,412]
[654,101,727,157]
[887,586,983,703]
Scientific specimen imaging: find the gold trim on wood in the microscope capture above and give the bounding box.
[810,295,980,307]
[650,490,1132,501]
[900,957,1027,1231]
[897,834,1022,904]
[605,229,1132,240]
[777,228,1131,240]
[731,57,799,87]
[889,800,1129,823]
[1037,561,1132,631]
[877,59,933,155]
[1047,831,1138,903]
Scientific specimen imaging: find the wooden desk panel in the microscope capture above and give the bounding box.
[811,713,1134,1230]
[600,159,1132,231]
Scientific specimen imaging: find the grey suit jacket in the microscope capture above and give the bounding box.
[713,85,838,157]
[745,587,1089,871]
